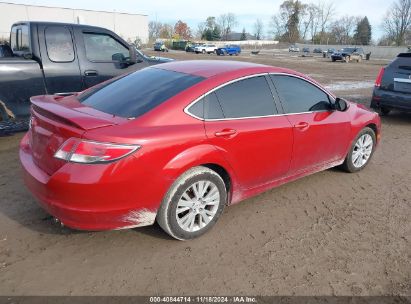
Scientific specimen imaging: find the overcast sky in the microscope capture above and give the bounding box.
[7,0,394,40]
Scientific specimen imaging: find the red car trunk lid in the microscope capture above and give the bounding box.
[29,95,121,176]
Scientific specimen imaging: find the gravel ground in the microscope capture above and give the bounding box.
[0,50,410,296]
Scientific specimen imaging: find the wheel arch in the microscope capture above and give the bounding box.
[162,144,238,204]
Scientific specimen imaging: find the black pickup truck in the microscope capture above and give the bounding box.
[0,21,172,131]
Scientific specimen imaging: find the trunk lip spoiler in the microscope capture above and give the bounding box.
[30,95,126,130]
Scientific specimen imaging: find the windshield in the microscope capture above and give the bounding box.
[341,48,355,53]
[78,67,204,118]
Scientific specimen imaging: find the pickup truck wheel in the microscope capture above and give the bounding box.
[157,166,227,240]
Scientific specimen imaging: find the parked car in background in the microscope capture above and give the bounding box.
[154,41,168,52]
[185,43,202,52]
[216,44,241,56]
[194,44,217,54]
[324,48,336,57]
[0,44,13,57]
[371,53,411,115]
[289,45,300,52]
[331,47,365,62]
[302,47,310,53]
[20,60,381,240]
[313,48,323,54]
[0,21,172,124]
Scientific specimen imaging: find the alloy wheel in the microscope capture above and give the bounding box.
[176,180,220,232]
[352,134,373,168]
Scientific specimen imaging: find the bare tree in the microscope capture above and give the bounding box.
[330,15,358,44]
[383,0,411,46]
[218,13,238,40]
[159,24,173,39]
[196,22,206,40]
[306,4,321,43]
[270,13,287,40]
[253,19,264,40]
[148,21,162,40]
[317,1,335,44]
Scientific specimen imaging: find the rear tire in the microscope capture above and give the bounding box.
[341,127,376,173]
[157,166,227,240]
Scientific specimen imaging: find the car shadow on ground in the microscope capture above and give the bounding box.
[0,198,171,239]
[380,110,411,124]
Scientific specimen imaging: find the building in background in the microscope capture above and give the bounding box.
[0,2,148,43]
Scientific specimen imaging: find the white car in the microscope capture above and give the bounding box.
[194,44,217,54]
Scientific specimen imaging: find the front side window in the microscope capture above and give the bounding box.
[214,76,277,119]
[83,33,129,62]
[271,75,331,113]
[79,67,204,118]
[10,25,30,53]
[45,26,75,62]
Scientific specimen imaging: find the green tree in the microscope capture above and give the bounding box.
[240,28,247,40]
[201,16,221,41]
[354,16,372,45]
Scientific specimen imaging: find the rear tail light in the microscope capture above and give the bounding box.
[54,138,140,164]
[375,67,385,87]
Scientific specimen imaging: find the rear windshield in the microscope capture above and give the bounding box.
[78,68,204,118]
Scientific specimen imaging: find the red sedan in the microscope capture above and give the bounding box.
[20,60,381,240]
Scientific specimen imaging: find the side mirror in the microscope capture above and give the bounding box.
[334,98,348,112]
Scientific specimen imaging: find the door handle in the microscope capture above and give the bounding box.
[84,70,98,76]
[215,129,237,138]
[294,122,310,131]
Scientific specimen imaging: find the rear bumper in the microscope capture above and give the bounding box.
[19,133,158,231]
[371,87,411,111]
[331,55,344,60]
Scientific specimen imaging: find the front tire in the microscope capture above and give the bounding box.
[341,127,376,173]
[157,166,227,240]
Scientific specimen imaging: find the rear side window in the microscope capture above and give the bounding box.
[271,75,331,113]
[45,26,75,62]
[188,92,224,119]
[79,68,204,118]
[214,76,277,118]
[389,55,411,70]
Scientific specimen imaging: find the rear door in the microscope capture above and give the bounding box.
[270,74,351,173]
[74,28,148,89]
[38,24,82,94]
[198,75,293,190]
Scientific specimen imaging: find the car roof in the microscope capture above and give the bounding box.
[153,60,294,78]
